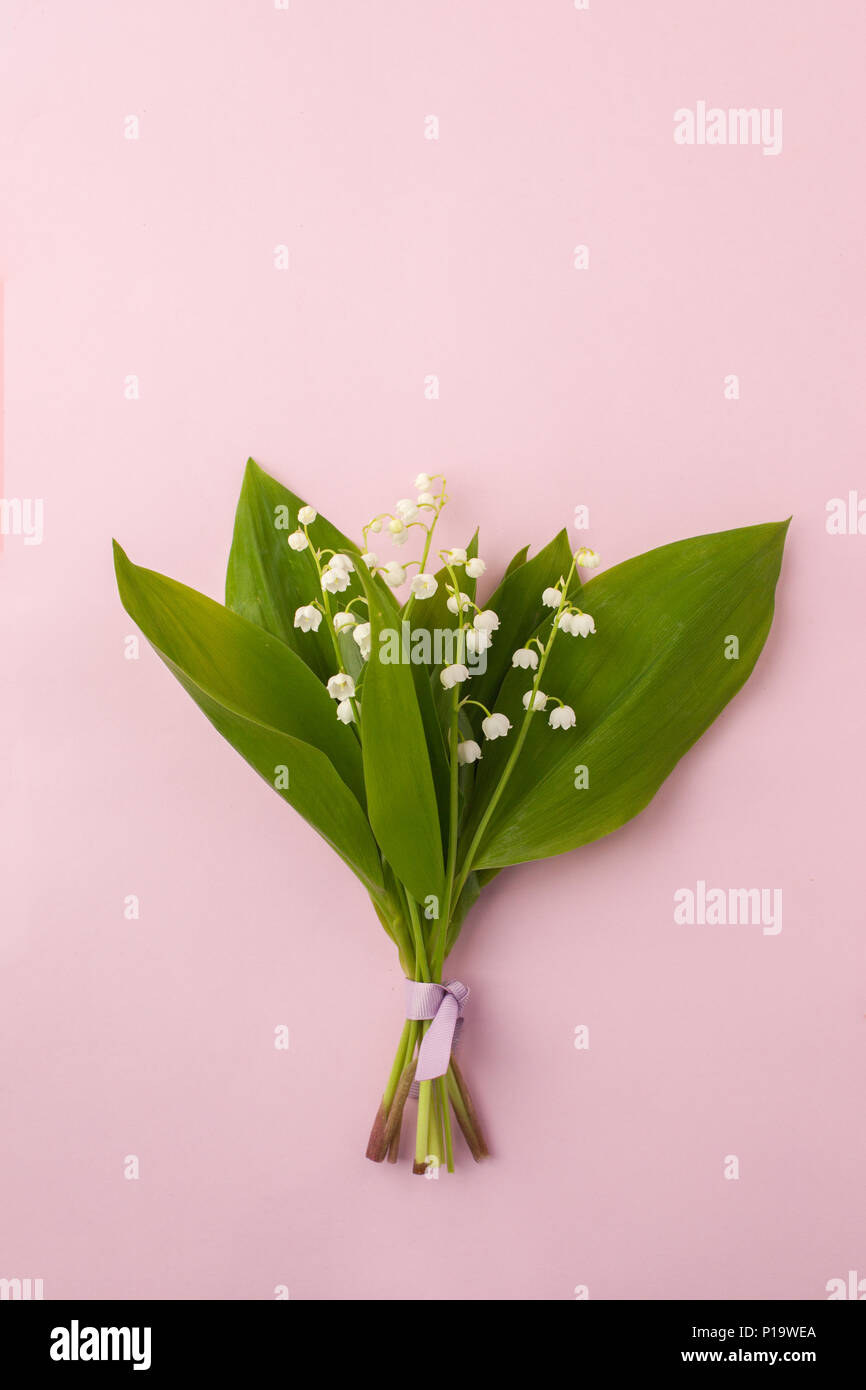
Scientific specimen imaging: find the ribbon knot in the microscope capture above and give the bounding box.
[405,980,469,1082]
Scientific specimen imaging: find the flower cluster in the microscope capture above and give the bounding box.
[452,552,599,760]
[288,474,599,737]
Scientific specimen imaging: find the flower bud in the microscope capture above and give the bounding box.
[446,590,472,615]
[336,698,355,725]
[352,622,372,659]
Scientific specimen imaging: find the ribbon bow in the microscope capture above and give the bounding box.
[405,980,470,1082]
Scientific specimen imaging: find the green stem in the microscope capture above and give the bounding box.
[451,558,577,908]
[401,502,445,625]
[430,575,467,977]
[405,892,431,982]
[382,1021,410,1111]
[445,1067,484,1161]
[415,1076,433,1173]
[439,1075,455,1172]
[430,685,460,980]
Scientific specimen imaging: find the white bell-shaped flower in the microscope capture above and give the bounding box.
[321,566,351,594]
[571,611,595,637]
[473,609,500,632]
[457,740,482,765]
[549,704,576,729]
[542,587,562,609]
[446,590,472,615]
[361,551,379,571]
[287,529,308,551]
[465,629,491,658]
[465,557,486,579]
[410,573,438,599]
[352,622,372,659]
[388,518,409,545]
[294,604,322,633]
[440,663,470,689]
[522,689,548,711]
[482,712,511,740]
[512,647,539,670]
[575,547,600,569]
[445,547,467,566]
[327,672,356,701]
[395,498,418,521]
[382,562,406,587]
[330,552,355,574]
[415,472,433,491]
[336,698,355,725]
[417,491,435,506]
[333,611,357,633]
[298,505,317,525]
[369,518,383,534]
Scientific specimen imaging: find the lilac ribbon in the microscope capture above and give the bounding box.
[405,980,469,1083]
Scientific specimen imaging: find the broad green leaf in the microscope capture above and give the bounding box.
[363,561,450,837]
[502,543,530,579]
[113,542,383,890]
[172,674,382,893]
[464,528,578,734]
[356,560,445,905]
[463,520,789,869]
[225,458,365,682]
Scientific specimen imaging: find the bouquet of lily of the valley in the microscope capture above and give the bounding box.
[113,461,788,1175]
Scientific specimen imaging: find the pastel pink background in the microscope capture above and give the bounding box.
[1,1,863,1301]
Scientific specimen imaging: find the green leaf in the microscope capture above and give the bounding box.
[225,458,365,682]
[356,560,445,905]
[463,520,789,869]
[502,543,530,579]
[113,542,383,892]
[465,528,578,732]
